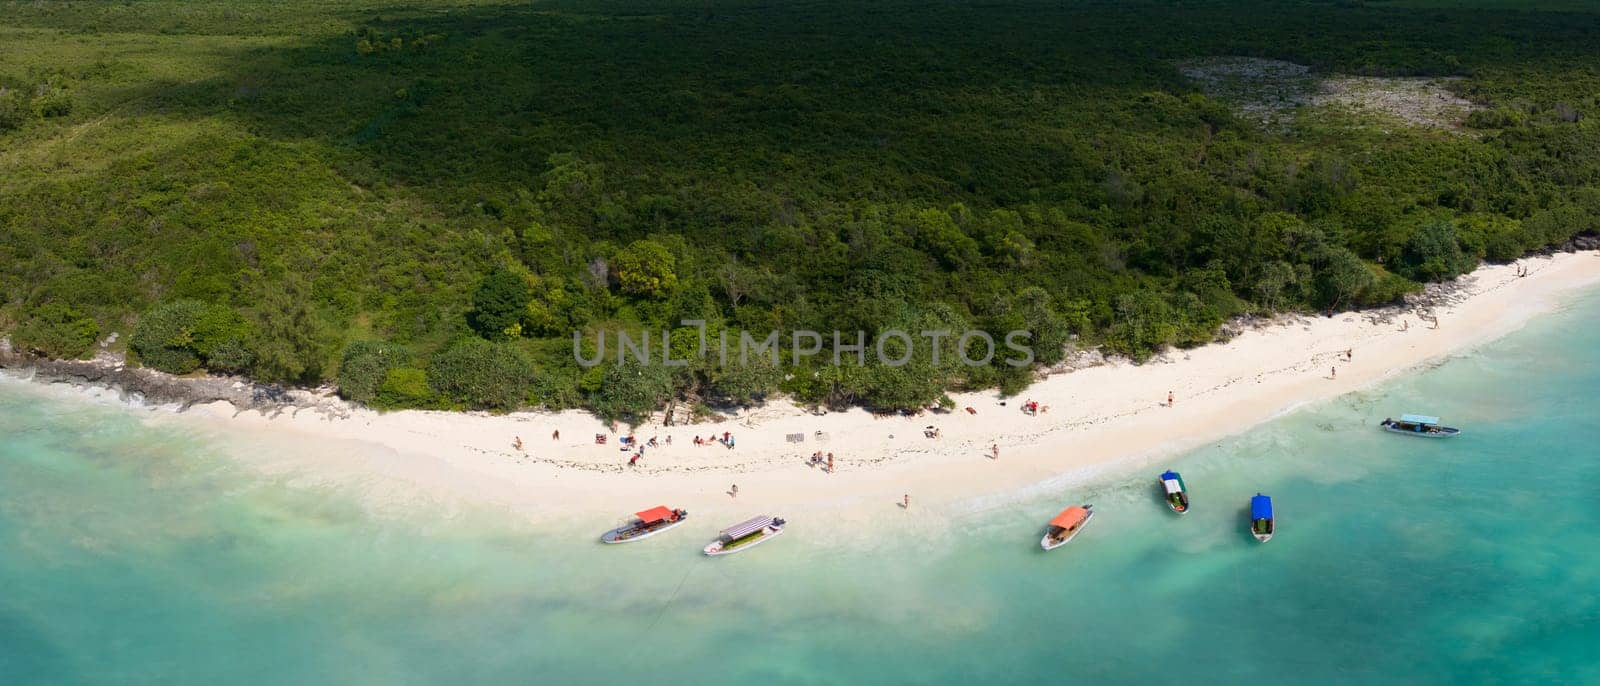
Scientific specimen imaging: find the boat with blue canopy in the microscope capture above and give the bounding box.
[1159,470,1189,514]
[703,515,786,556]
[1380,414,1460,437]
[1250,494,1274,542]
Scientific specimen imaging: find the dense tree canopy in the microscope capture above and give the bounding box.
[3,0,1599,416]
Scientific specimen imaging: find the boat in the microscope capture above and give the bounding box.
[1040,504,1094,551]
[1250,494,1274,542]
[601,506,689,543]
[1159,470,1189,515]
[703,515,785,556]
[1379,414,1461,438]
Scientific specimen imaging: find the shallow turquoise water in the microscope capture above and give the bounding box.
[5,291,1600,685]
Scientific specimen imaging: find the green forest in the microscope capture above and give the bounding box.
[2,0,1599,419]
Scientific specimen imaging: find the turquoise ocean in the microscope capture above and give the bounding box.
[4,290,1600,685]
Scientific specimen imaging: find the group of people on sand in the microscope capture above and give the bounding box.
[1021,399,1047,416]
[693,432,736,449]
[808,451,837,473]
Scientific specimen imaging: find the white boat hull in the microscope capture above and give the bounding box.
[704,526,784,556]
[1252,520,1275,543]
[1040,510,1095,551]
[1381,423,1460,438]
[600,517,687,544]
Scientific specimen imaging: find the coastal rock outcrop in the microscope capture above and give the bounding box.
[0,346,338,416]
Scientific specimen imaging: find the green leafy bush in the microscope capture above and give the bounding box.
[469,266,532,340]
[12,303,99,359]
[130,301,210,374]
[338,340,411,405]
[0,88,28,132]
[131,300,255,375]
[30,88,72,118]
[611,240,678,298]
[590,361,676,420]
[428,339,533,411]
[377,367,434,408]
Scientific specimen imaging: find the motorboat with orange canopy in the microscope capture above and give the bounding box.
[600,505,689,543]
[1040,504,1094,551]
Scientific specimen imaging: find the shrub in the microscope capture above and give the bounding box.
[377,367,433,408]
[590,361,676,419]
[611,240,677,297]
[131,300,255,375]
[706,357,783,406]
[1465,107,1523,129]
[0,88,28,132]
[192,306,254,373]
[428,339,534,411]
[30,88,72,118]
[338,340,410,405]
[130,300,209,374]
[12,303,99,359]
[468,266,531,340]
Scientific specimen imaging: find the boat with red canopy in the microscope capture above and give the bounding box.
[1040,504,1094,551]
[600,506,689,544]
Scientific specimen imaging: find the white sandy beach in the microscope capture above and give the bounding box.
[155,252,1600,526]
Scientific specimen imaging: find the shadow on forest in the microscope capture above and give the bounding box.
[115,0,1600,236]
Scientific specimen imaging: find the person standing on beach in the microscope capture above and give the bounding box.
[827,453,835,473]
[1346,348,1353,361]
[1167,391,1174,407]
[903,494,911,508]
[730,484,739,498]
[551,430,559,441]
[1331,367,1337,379]
[513,436,523,451]
[991,444,999,460]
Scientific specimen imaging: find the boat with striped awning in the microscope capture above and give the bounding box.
[1380,414,1461,438]
[1159,471,1189,514]
[600,506,688,544]
[703,515,786,556]
[1040,504,1094,551]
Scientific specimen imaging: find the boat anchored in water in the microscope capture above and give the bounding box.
[1159,471,1189,514]
[601,506,689,544]
[1041,504,1094,551]
[703,515,785,556]
[1250,494,1274,542]
[1380,414,1461,438]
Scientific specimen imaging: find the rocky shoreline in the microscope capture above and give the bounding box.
[0,342,346,418]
